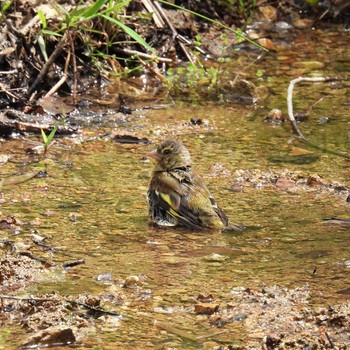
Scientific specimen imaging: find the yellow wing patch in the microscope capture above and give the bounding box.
[159,192,191,224]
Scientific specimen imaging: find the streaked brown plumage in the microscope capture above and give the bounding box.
[147,140,242,230]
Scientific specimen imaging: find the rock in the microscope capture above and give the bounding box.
[197,292,214,303]
[0,154,9,165]
[123,275,141,288]
[195,303,219,315]
[96,272,113,282]
[258,6,278,21]
[257,38,276,50]
[293,18,313,29]
[264,109,285,124]
[21,326,76,348]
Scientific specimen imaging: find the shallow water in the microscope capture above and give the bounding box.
[1,28,349,349]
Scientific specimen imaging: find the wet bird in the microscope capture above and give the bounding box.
[147,140,242,230]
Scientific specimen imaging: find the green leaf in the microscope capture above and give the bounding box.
[100,0,131,17]
[1,0,12,15]
[37,34,48,62]
[41,129,48,144]
[37,9,47,28]
[80,0,109,19]
[46,126,58,145]
[41,29,62,37]
[101,14,154,52]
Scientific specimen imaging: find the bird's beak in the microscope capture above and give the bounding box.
[147,149,160,161]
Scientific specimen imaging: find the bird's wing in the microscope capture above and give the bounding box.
[149,170,225,229]
[156,190,204,229]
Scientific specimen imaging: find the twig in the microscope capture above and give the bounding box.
[0,70,17,74]
[141,0,165,27]
[44,75,67,97]
[68,300,121,317]
[152,0,195,63]
[45,48,70,97]
[0,294,121,317]
[305,95,326,115]
[18,252,54,267]
[286,76,350,160]
[62,259,85,268]
[0,295,54,302]
[119,48,173,63]
[68,30,78,104]
[0,87,19,100]
[0,112,78,135]
[19,14,40,36]
[28,33,68,95]
[325,332,335,348]
[287,76,327,138]
[137,57,167,81]
[32,238,57,252]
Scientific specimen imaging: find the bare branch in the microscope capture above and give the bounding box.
[287,76,327,138]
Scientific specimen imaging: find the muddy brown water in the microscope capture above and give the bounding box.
[0,28,349,349]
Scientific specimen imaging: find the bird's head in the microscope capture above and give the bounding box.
[148,140,192,171]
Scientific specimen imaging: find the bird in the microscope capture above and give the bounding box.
[147,140,242,231]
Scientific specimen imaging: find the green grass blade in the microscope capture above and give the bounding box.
[41,29,62,37]
[41,129,48,144]
[99,0,132,17]
[80,0,109,19]
[1,0,12,16]
[101,14,154,52]
[157,0,267,51]
[37,9,47,29]
[37,34,48,61]
[46,126,58,145]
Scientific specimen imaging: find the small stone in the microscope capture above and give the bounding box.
[21,326,76,348]
[264,109,285,124]
[274,21,293,30]
[263,333,281,347]
[195,303,219,315]
[0,154,9,165]
[190,117,203,125]
[258,5,277,21]
[203,253,227,262]
[123,275,140,288]
[318,116,330,124]
[257,38,275,50]
[197,292,214,302]
[293,18,313,29]
[96,272,113,282]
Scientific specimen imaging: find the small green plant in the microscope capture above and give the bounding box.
[194,35,202,47]
[238,0,257,23]
[256,69,272,82]
[167,62,222,99]
[0,0,12,19]
[256,69,264,80]
[36,7,64,60]
[41,126,58,154]
[35,0,154,72]
[157,0,265,50]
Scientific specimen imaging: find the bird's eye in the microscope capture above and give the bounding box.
[162,148,172,155]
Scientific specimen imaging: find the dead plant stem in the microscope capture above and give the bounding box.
[28,33,68,95]
[286,76,349,160]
